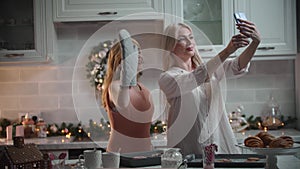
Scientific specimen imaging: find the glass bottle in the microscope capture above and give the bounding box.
[161,148,183,168]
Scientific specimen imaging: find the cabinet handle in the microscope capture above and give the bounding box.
[5,53,24,58]
[98,12,118,15]
[198,48,213,52]
[257,47,275,50]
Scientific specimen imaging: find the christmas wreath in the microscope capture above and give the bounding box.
[86,40,115,91]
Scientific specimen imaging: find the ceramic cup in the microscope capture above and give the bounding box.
[79,149,102,169]
[102,152,120,168]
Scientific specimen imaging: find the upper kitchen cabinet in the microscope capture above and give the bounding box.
[53,0,164,22]
[234,0,297,57]
[166,0,234,57]
[0,0,52,64]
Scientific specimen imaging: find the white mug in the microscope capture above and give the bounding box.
[79,149,102,169]
[102,152,120,168]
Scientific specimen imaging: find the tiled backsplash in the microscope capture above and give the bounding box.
[226,60,295,119]
[0,21,296,127]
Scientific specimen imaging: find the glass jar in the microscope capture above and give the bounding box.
[262,94,283,129]
[74,155,87,169]
[161,148,182,168]
[35,118,47,138]
[202,143,218,169]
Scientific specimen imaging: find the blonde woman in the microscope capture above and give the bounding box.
[102,30,154,153]
[159,20,260,156]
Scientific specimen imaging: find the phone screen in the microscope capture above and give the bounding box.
[234,12,247,23]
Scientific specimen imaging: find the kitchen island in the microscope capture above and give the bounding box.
[1,129,300,160]
[60,155,299,169]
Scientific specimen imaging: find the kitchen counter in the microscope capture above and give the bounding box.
[1,129,300,168]
[0,133,167,150]
[62,155,300,169]
[1,129,300,150]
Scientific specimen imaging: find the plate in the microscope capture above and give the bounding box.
[187,154,266,168]
[237,143,300,155]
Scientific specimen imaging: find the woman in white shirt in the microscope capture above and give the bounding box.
[159,20,260,156]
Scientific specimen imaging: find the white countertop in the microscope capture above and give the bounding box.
[1,129,299,150]
[0,133,167,150]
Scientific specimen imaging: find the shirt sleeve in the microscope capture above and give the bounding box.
[215,57,250,80]
[159,64,208,99]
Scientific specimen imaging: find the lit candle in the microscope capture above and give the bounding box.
[66,133,71,139]
[264,127,268,132]
[163,126,167,132]
[257,122,261,128]
[88,132,91,138]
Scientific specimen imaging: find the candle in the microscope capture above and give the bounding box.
[15,125,24,137]
[6,125,13,140]
[66,133,71,139]
[257,122,261,128]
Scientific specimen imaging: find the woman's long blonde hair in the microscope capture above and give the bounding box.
[101,39,140,110]
[161,22,203,71]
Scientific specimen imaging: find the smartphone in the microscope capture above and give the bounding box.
[234,12,247,23]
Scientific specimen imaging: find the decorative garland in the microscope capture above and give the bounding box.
[86,40,115,91]
[0,115,297,139]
